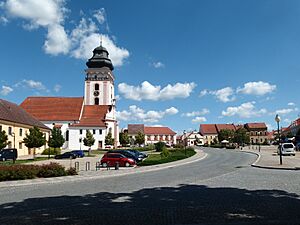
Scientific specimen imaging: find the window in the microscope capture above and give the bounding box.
[95,97,99,105]
[19,142,22,149]
[0,125,2,132]
[19,128,23,137]
[8,127,12,135]
[80,129,82,135]
[93,129,96,134]
[99,129,102,135]
[66,130,69,141]
[95,83,99,90]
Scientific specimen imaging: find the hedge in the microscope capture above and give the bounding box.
[41,148,61,155]
[0,162,77,181]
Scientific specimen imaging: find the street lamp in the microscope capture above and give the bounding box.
[10,132,15,148]
[79,138,82,150]
[183,130,187,156]
[275,114,282,165]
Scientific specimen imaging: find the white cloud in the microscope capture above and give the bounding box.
[192,117,207,123]
[0,85,13,95]
[116,105,179,123]
[15,79,48,92]
[152,61,165,69]
[199,89,209,97]
[222,102,267,118]
[288,102,296,106]
[182,108,210,117]
[44,24,70,55]
[237,81,276,96]
[0,16,9,25]
[118,81,196,101]
[199,87,235,103]
[275,108,294,115]
[93,8,105,24]
[53,84,61,92]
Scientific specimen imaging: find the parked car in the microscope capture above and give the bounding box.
[107,150,140,162]
[127,149,148,161]
[100,153,136,167]
[54,152,77,159]
[71,150,85,158]
[278,143,296,156]
[0,148,17,161]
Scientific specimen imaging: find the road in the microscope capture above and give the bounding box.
[0,148,300,225]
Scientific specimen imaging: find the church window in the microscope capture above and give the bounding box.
[95,83,99,90]
[95,97,99,105]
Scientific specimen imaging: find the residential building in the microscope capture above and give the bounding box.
[127,124,177,146]
[0,99,50,156]
[180,131,204,146]
[199,124,218,145]
[282,118,300,137]
[20,44,119,150]
[244,123,268,144]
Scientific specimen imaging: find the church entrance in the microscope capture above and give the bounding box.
[98,141,103,150]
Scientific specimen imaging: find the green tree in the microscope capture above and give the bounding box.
[105,132,114,146]
[234,128,250,145]
[23,126,47,159]
[135,131,145,146]
[155,141,166,152]
[48,127,65,151]
[119,132,129,147]
[83,130,95,155]
[218,129,235,143]
[0,130,9,150]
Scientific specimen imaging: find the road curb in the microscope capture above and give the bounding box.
[241,150,300,171]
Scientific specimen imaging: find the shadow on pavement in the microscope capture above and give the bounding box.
[1,184,299,225]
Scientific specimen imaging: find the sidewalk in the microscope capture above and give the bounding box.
[0,149,207,188]
[241,145,300,170]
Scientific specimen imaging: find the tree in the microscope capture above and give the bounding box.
[135,131,145,146]
[105,132,114,146]
[23,126,46,159]
[0,130,9,150]
[234,128,250,145]
[119,132,129,147]
[48,127,65,150]
[218,129,235,143]
[83,130,95,155]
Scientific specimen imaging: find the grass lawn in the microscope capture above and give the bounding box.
[0,157,51,166]
[138,148,196,166]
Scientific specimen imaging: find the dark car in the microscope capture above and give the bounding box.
[0,148,17,161]
[54,152,77,159]
[100,153,135,167]
[107,150,140,162]
[71,150,85,158]
[127,149,148,161]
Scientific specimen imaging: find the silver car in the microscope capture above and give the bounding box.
[278,143,296,156]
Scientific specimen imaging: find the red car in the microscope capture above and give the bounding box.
[100,153,136,167]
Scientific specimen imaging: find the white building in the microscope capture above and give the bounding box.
[179,131,204,146]
[20,44,119,150]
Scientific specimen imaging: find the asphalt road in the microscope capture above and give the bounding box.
[1,148,300,225]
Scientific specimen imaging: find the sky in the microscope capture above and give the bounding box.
[0,0,300,134]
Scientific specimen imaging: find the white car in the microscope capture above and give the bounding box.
[278,143,296,156]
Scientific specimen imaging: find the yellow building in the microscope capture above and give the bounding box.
[0,99,50,156]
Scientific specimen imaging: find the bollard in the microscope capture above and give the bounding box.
[96,162,101,171]
[115,162,119,170]
[75,162,79,171]
[86,161,90,171]
[107,161,110,170]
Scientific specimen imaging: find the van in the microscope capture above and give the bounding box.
[278,143,296,156]
[0,148,18,161]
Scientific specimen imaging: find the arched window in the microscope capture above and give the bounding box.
[95,97,99,105]
[95,83,99,90]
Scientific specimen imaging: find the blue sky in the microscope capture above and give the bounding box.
[0,0,299,133]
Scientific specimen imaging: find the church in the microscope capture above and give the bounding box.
[20,44,119,150]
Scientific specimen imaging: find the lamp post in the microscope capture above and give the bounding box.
[258,131,261,152]
[10,132,15,148]
[275,114,282,165]
[183,130,187,156]
[79,138,82,150]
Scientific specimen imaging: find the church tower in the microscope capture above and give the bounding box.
[84,44,115,106]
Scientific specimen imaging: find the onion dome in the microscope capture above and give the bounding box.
[86,45,114,70]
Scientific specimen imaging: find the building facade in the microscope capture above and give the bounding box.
[0,99,50,156]
[199,124,219,145]
[244,123,268,144]
[21,44,119,150]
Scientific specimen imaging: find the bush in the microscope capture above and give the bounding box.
[210,144,223,148]
[42,148,61,155]
[160,148,170,158]
[0,163,77,182]
[173,143,184,149]
[155,142,166,152]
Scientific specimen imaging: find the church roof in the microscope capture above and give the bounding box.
[70,105,110,127]
[20,97,84,121]
[0,99,49,130]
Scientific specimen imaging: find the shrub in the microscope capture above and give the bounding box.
[37,163,66,178]
[160,148,170,158]
[210,144,223,148]
[155,142,166,152]
[173,143,184,149]
[66,167,78,175]
[42,148,61,155]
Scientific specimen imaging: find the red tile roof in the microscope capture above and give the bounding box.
[70,105,109,127]
[128,124,144,135]
[245,123,267,129]
[20,97,83,121]
[144,127,176,135]
[215,124,236,132]
[200,124,218,135]
[0,99,50,130]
